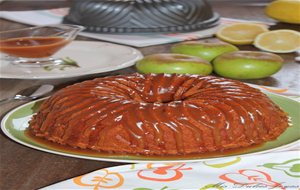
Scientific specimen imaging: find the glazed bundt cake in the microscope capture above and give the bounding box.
[29,73,289,155]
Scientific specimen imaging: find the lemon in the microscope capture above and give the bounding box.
[254,30,300,53]
[266,0,300,24]
[216,23,269,45]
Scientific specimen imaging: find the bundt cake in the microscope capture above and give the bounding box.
[29,73,289,155]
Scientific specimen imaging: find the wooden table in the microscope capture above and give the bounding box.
[0,1,299,189]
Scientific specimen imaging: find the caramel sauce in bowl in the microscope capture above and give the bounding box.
[0,24,84,67]
[0,36,70,58]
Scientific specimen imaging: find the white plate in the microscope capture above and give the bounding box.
[0,41,143,79]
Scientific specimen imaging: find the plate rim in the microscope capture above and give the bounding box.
[1,92,300,163]
[0,41,143,79]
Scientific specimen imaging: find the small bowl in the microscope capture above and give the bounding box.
[63,0,219,34]
[0,24,84,67]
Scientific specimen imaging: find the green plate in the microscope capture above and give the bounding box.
[1,93,300,163]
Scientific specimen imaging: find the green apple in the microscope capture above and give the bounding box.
[212,51,283,79]
[136,53,212,75]
[171,41,238,61]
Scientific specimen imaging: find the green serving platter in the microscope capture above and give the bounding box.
[1,92,299,163]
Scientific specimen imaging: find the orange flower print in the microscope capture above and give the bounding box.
[73,169,124,189]
[137,163,192,182]
[259,86,288,93]
[220,169,285,190]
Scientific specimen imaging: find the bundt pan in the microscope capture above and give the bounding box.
[63,0,220,33]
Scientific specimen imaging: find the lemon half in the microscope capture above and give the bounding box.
[216,23,269,45]
[254,30,300,53]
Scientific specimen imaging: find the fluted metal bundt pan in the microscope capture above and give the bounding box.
[63,0,220,33]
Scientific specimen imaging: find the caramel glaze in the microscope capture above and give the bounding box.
[25,129,263,159]
[29,73,289,156]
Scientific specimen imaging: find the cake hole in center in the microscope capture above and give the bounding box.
[140,94,177,104]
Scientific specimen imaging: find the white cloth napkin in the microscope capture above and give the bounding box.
[41,150,300,190]
[0,8,273,47]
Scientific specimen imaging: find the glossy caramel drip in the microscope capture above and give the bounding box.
[29,73,289,155]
